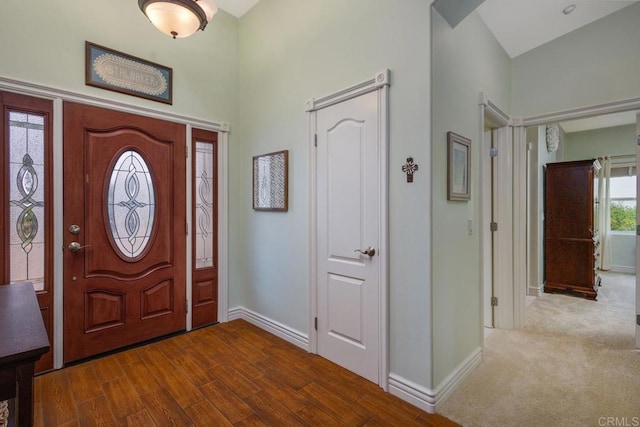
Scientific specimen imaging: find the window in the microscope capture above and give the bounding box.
[610,174,636,232]
[1,91,54,372]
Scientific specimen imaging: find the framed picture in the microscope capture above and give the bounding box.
[447,132,471,201]
[85,41,173,104]
[253,150,289,211]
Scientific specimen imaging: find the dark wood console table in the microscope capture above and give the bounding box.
[0,283,50,426]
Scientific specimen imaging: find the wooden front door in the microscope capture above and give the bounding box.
[63,102,186,363]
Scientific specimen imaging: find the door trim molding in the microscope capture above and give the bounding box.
[480,93,511,127]
[516,97,640,339]
[0,77,230,369]
[305,70,390,112]
[0,76,229,132]
[479,95,518,332]
[307,70,390,390]
[521,95,640,126]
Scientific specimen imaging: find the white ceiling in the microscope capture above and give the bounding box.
[559,111,638,133]
[217,1,639,56]
[476,0,638,59]
[214,0,260,18]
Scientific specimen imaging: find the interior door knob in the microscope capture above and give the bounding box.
[354,247,376,257]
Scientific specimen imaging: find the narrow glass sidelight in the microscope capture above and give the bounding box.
[9,112,46,290]
[107,150,156,259]
[194,142,214,269]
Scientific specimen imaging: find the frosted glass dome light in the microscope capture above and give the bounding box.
[139,0,218,39]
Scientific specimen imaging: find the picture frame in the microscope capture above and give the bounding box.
[85,41,173,104]
[447,131,471,201]
[253,150,289,211]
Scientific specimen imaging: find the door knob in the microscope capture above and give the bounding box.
[69,224,81,235]
[68,242,90,253]
[354,246,376,257]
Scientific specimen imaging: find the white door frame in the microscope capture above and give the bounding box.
[517,96,640,336]
[306,70,390,390]
[635,113,640,348]
[0,76,230,369]
[484,94,640,332]
[480,94,527,331]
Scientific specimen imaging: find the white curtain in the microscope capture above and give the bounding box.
[598,157,613,270]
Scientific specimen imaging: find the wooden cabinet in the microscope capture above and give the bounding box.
[0,283,50,426]
[544,160,601,300]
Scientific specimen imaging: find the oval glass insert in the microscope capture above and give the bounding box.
[107,150,156,259]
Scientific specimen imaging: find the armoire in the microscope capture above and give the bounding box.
[544,159,601,300]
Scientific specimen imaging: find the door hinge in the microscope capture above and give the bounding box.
[186,221,189,236]
[636,225,640,236]
[490,222,498,232]
[637,314,640,326]
[185,146,189,158]
[314,134,318,147]
[185,300,189,314]
[490,147,498,157]
[314,317,318,331]
[491,296,498,307]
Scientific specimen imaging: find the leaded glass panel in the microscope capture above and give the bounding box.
[107,150,156,259]
[8,111,46,291]
[195,142,214,269]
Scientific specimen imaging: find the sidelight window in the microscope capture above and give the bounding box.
[8,112,46,290]
[194,142,215,269]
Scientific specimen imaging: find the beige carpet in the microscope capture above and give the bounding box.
[439,272,640,427]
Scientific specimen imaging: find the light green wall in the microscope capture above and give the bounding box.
[563,124,636,271]
[512,2,640,117]
[235,0,433,386]
[431,9,511,385]
[527,126,558,294]
[0,0,239,124]
[563,125,635,161]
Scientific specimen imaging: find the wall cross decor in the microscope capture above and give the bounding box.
[402,157,419,183]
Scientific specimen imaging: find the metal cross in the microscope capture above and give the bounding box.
[402,157,419,183]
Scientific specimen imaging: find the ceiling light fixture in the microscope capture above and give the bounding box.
[562,4,576,15]
[139,0,218,39]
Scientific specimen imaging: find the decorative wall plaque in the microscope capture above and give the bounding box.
[447,131,471,201]
[85,41,173,104]
[253,150,288,211]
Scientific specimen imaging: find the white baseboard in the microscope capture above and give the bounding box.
[388,374,437,413]
[527,285,542,297]
[609,266,635,274]
[227,306,309,351]
[389,347,482,414]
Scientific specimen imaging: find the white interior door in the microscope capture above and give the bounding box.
[493,126,515,329]
[636,113,640,348]
[316,90,380,383]
[483,129,494,328]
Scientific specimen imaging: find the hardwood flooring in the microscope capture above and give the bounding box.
[34,319,458,426]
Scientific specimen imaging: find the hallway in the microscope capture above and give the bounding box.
[439,272,639,426]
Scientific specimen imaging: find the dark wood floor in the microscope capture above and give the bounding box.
[34,319,458,426]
